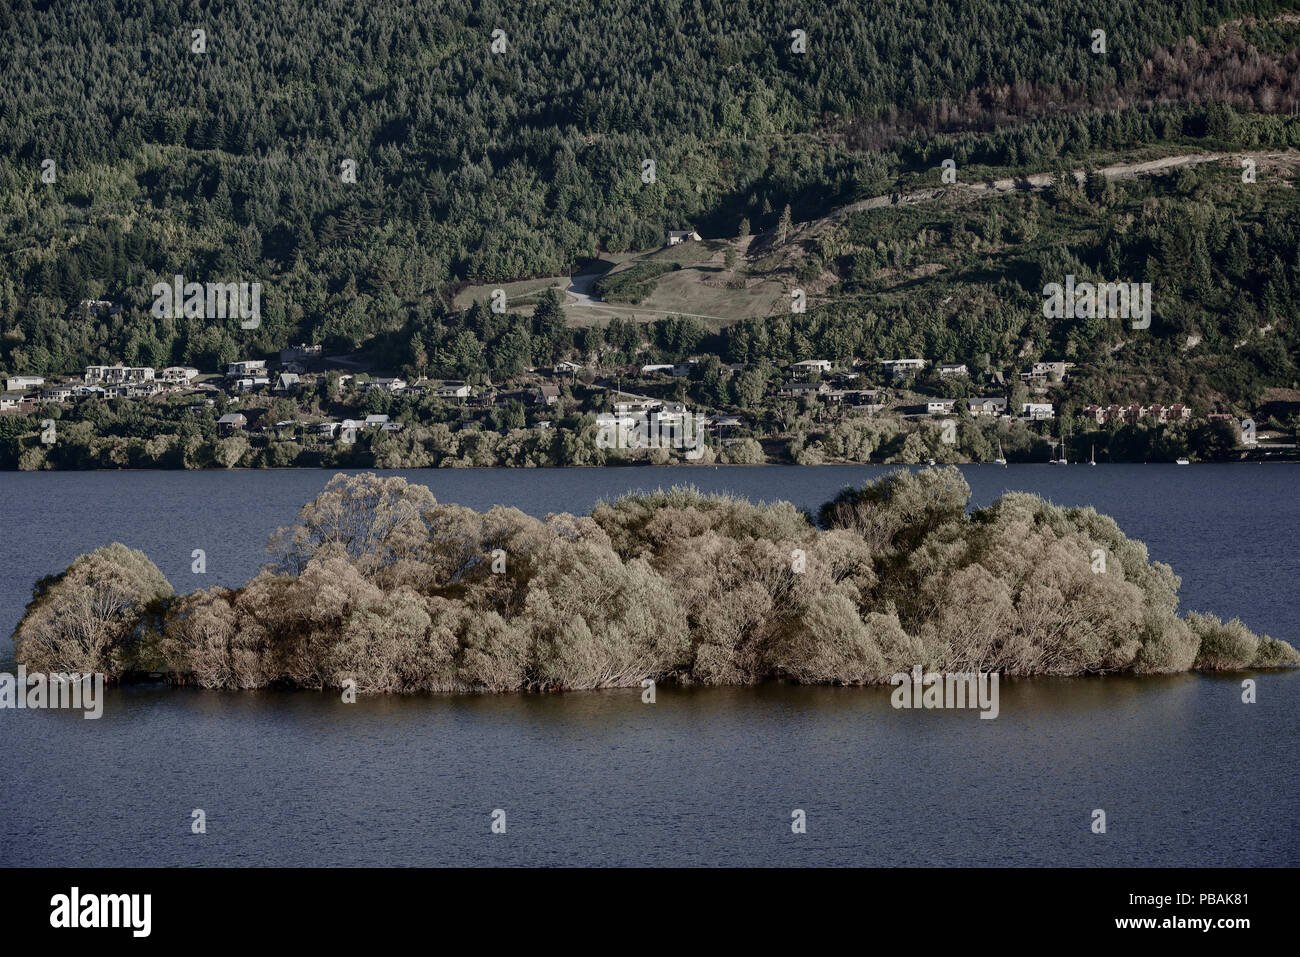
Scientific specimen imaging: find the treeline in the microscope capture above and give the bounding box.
[13,470,1296,690]
[2,0,1298,378]
[725,158,1300,412]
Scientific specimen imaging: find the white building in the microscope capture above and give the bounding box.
[1022,402,1055,420]
[5,376,44,392]
[791,359,832,375]
[226,360,267,377]
[84,366,155,385]
[881,359,926,379]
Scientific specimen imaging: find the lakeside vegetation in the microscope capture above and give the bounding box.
[13,469,1296,692]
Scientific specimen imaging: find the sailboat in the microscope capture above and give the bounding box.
[1052,439,1068,465]
[993,440,1007,467]
[1089,444,1096,466]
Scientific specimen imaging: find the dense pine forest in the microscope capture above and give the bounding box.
[1,1,1299,474]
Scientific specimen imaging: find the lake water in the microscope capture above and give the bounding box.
[1,464,1297,866]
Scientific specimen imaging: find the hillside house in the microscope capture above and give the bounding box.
[614,398,660,415]
[791,359,832,376]
[780,381,830,398]
[217,413,247,434]
[85,365,154,385]
[225,360,267,378]
[1019,361,1070,382]
[5,375,44,392]
[434,381,471,400]
[968,397,1008,417]
[938,363,969,378]
[280,344,322,363]
[535,384,560,406]
[311,422,341,439]
[365,377,407,394]
[843,390,885,412]
[1022,402,1055,420]
[881,358,926,380]
[665,229,702,246]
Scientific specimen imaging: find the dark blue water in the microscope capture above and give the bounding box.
[1,464,1297,866]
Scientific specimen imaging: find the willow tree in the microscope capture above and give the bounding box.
[14,543,173,678]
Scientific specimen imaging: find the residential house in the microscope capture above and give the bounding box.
[791,359,832,376]
[614,398,660,415]
[553,361,583,375]
[217,412,247,434]
[1022,402,1055,420]
[779,381,830,398]
[665,229,702,246]
[536,384,560,406]
[938,363,969,378]
[225,360,267,378]
[0,394,27,411]
[279,344,322,364]
[1019,361,1070,382]
[968,396,1008,417]
[274,372,301,392]
[926,399,957,415]
[5,375,44,392]
[434,381,471,400]
[39,386,75,403]
[339,418,366,443]
[364,414,390,428]
[881,358,926,379]
[365,377,407,394]
[310,421,341,439]
[843,389,885,412]
[1149,404,1192,423]
[160,367,199,384]
[85,365,155,385]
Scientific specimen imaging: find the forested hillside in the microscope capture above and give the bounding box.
[2,0,1298,379]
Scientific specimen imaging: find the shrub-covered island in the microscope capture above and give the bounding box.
[13,469,1296,692]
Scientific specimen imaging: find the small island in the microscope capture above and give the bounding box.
[13,468,1295,693]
